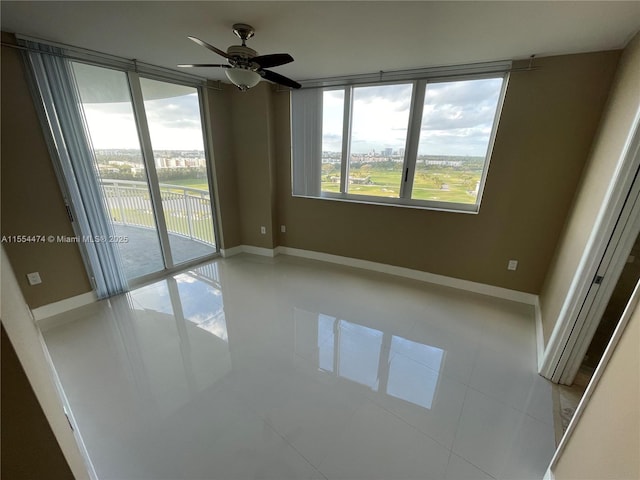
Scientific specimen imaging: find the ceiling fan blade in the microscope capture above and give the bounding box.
[187,36,232,59]
[252,53,294,69]
[177,64,230,68]
[261,69,301,89]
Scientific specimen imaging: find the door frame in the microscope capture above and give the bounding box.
[547,277,640,476]
[127,70,176,269]
[539,108,640,383]
[558,169,640,384]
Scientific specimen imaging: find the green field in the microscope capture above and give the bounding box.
[321,160,482,204]
[159,178,210,191]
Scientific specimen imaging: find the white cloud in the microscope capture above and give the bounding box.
[321,77,503,156]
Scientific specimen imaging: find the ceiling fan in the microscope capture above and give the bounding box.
[178,23,301,91]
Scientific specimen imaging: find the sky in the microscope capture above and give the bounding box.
[74,61,502,157]
[74,63,206,151]
[322,77,504,156]
[82,96,205,151]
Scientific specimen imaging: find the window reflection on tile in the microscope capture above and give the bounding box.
[123,269,231,412]
[131,269,228,343]
[387,336,444,409]
[297,309,445,409]
[338,320,383,390]
[175,273,228,342]
[318,314,335,373]
[387,350,440,409]
[130,279,173,314]
[390,335,444,373]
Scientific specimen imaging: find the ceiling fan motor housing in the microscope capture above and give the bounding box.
[227,45,258,60]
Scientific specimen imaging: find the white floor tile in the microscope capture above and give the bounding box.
[452,388,555,479]
[370,354,468,449]
[318,401,450,480]
[445,453,495,479]
[469,346,554,425]
[42,254,556,480]
[257,371,362,467]
[180,415,318,480]
[496,411,556,480]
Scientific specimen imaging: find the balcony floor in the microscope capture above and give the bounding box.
[114,224,216,279]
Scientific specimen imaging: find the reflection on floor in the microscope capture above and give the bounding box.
[42,254,556,480]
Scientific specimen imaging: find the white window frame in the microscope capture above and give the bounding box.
[291,63,511,214]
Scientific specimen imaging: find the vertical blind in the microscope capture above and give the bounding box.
[24,42,129,298]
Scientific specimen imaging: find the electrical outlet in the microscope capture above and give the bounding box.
[507,260,518,271]
[260,226,266,234]
[280,225,286,233]
[27,272,42,285]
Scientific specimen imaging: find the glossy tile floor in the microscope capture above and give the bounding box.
[43,254,556,480]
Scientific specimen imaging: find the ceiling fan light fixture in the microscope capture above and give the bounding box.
[225,67,261,91]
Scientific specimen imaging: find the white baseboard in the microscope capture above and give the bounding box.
[30,246,540,325]
[242,245,277,257]
[220,246,243,258]
[31,291,98,322]
[221,245,276,258]
[275,246,538,306]
[535,298,546,372]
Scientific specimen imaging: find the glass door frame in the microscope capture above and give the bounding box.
[125,70,221,287]
[20,35,221,296]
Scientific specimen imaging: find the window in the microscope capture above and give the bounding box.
[292,67,509,213]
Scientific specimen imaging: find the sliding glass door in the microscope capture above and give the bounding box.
[72,63,166,279]
[139,78,217,265]
[71,62,218,283]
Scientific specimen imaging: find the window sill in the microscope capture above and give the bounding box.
[292,192,481,214]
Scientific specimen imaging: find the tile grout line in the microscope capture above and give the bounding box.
[260,414,328,478]
[448,387,498,479]
[447,348,498,479]
[463,381,556,428]
[369,392,454,453]
[255,371,363,479]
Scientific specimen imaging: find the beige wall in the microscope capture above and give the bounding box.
[0,33,627,307]
[207,82,241,249]
[1,246,91,478]
[229,82,278,249]
[1,33,93,308]
[275,52,620,293]
[553,289,640,480]
[1,325,74,479]
[540,34,640,345]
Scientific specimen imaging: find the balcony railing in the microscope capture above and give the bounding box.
[100,179,215,246]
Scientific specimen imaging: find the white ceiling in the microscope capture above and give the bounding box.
[2,1,639,83]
